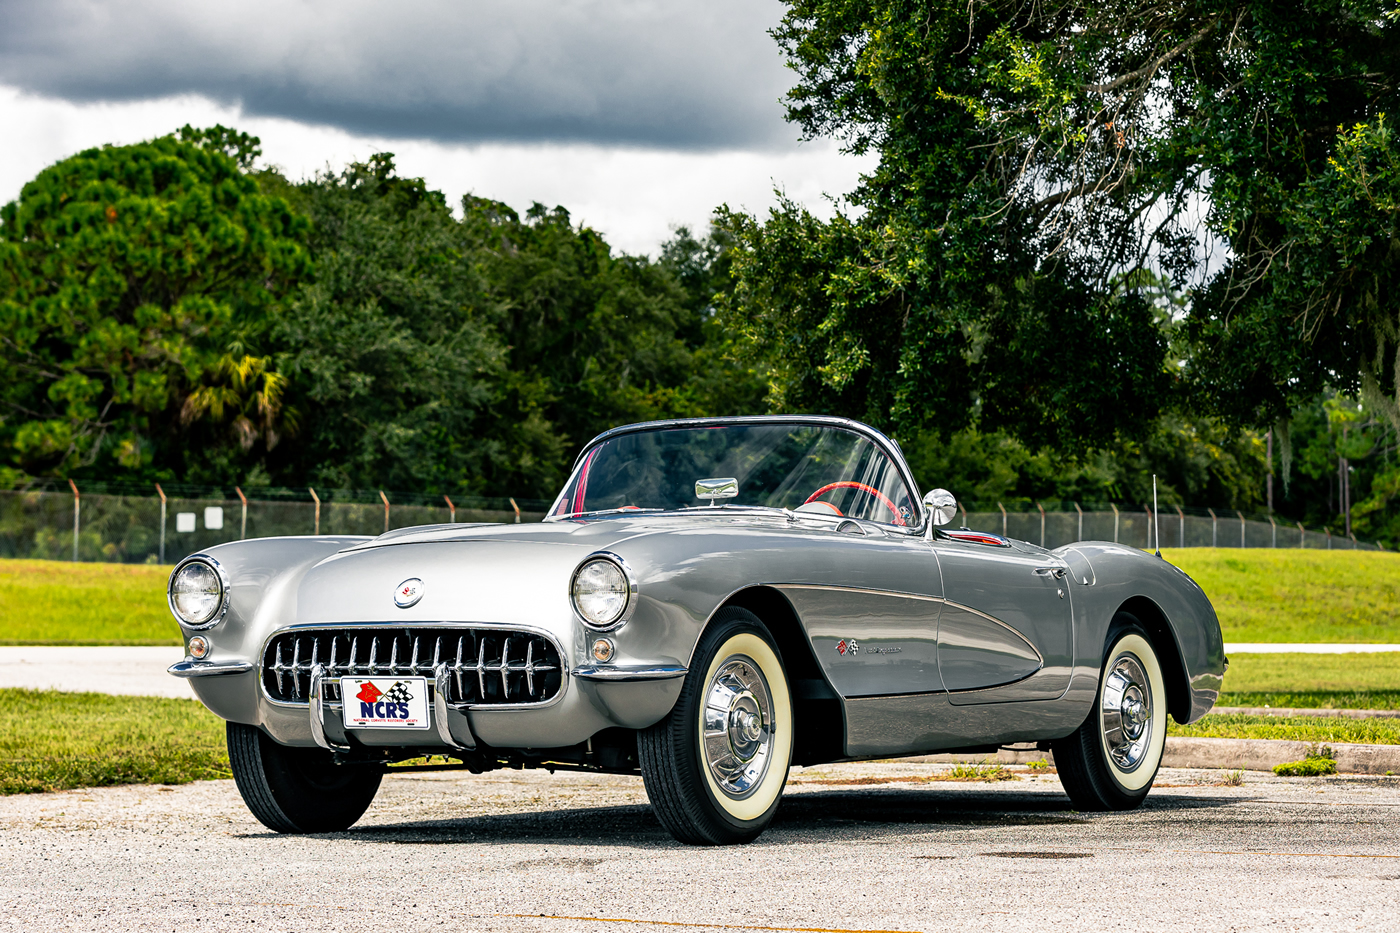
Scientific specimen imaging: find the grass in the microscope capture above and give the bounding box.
[1218,652,1400,710]
[1273,748,1339,777]
[0,688,229,793]
[1273,757,1338,776]
[0,558,178,645]
[1163,548,1400,643]
[1171,713,1400,745]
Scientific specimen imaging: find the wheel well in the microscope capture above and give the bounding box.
[1116,596,1191,724]
[721,586,844,765]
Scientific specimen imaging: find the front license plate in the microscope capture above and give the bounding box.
[340,677,431,730]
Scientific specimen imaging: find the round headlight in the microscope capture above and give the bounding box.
[571,557,631,629]
[169,560,225,627]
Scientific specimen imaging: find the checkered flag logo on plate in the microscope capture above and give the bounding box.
[380,681,414,704]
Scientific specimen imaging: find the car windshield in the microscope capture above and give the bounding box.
[547,422,917,527]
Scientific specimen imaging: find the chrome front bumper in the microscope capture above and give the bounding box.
[307,662,479,753]
[229,661,690,752]
[168,659,253,677]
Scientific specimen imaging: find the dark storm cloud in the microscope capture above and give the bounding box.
[0,0,796,149]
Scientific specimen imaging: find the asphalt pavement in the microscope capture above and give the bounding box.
[1,759,1396,932]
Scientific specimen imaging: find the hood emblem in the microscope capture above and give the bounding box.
[394,578,425,608]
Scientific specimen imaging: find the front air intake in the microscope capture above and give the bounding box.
[261,627,564,706]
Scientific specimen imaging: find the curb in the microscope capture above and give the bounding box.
[909,737,1400,775]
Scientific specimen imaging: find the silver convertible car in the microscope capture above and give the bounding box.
[167,415,1224,845]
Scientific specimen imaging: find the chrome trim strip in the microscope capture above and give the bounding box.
[433,662,477,749]
[942,667,1043,695]
[309,664,349,751]
[167,659,253,678]
[258,622,570,711]
[774,583,946,603]
[941,599,1046,666]
[167,554,232,631]
[572,665,688,681]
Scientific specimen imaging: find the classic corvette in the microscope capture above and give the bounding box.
[167,415,1225,844]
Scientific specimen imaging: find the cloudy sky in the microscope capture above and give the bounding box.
[0,0,873,254]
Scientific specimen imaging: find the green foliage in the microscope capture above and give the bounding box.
[0,130,308,480]
[903,414,1267,510]
[461,202,735,494]
[943,760,1019,782]
[1,132,748,498]
[722,0,1400,496]
[0,689,228,793]
[262,156,512,493]
[718,0,1190,447]
[0,559,177,645]
[1272,753,1341,776]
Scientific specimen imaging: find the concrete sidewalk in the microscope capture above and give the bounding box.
[0,646,189,698]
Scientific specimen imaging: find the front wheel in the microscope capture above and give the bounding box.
[1052,619,1168,811]
[227,722,383,833]
[638,607,794,845]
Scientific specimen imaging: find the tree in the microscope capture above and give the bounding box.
[462,201,740,492]
[265,159,744,498]
[0,129,307,482]
[261,156,513,494]
[723,1,1400,452]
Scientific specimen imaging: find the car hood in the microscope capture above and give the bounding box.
[337,511,786,551]
[295,511,800,627]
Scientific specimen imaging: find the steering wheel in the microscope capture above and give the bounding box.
[803,482,906,525]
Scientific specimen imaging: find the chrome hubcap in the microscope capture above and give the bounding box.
[702,656,774,799]
[1101,654,1153,772]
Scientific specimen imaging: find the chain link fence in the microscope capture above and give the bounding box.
[961,501,1383,552]
[0,484,1383,565]
[1,482,551,565]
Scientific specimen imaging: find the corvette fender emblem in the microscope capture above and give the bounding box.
[836,638,859,656]
[394,578,425,608]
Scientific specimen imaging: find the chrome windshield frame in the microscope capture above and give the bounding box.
[544,415,926,533]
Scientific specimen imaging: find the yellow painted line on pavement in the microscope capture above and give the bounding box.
[500,914,921,933]
[1173,848,1400,859]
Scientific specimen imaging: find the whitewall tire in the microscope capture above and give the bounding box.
[638,607,793,845]
[1053,619,1168,810]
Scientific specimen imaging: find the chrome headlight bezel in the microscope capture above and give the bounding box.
[569,552,638,631]
[167,555,230,630]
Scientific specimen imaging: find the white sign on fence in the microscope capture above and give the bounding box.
[204,507,224,530]
[175,512,196,533]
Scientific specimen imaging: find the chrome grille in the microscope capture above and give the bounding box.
[262,628,564,705]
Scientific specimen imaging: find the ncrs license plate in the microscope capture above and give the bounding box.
[341,677,431,730]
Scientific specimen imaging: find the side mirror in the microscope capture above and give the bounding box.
[923,488,957,526]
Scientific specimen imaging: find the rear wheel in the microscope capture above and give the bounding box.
[638,607,794,845]
[1052,618,1168,811]
[226,722,382,833]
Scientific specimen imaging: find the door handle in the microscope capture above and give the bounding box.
[1033,567,1066,579]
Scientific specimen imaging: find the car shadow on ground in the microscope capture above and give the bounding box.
[296,783,1246,848]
